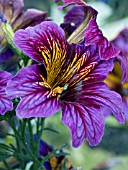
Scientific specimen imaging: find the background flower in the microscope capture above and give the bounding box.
[0,0,49,62]
[60,4,120,60]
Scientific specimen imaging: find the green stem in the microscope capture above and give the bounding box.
[12,118,25,169]
[8,120,45,170]
[28,119,36,154]
[3,160,11,170]
[35,118,45,155]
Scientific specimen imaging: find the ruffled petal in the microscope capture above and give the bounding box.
[62,101,104,147]
[6,64,61,118]
[85,19,120,60]
[0,71,13,115]
[77,82,124,125]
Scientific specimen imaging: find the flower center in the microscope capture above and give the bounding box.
[52,84,68,98]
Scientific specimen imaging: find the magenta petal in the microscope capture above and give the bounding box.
[16,95,60,118]
[6,65,61,118]
[14,21,66,62]
[116,53,128,83]
[77,82,124,125]
[112,28,128,56]
[56,0,85,10]
[122,100,128,121]
[85,19,120,60]
[0,71,13,115]
[62,101,104,147]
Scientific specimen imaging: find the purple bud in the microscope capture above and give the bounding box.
[0,13,7,23]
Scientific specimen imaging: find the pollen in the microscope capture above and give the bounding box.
[53,86,64,95]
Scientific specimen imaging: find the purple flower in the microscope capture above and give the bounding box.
[0,0,48,62]
[0,71,13,115]
[6,21,124,147]
[112,29,128,83]
[60,4,120,60]
[38,139,73,170]
[112,29,128,56]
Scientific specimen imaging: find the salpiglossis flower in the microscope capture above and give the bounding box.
[0,71,13,115]
[6,21,125,147]
[0,0,48,62]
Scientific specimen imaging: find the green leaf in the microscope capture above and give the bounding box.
[0,143,14,152]
[43,127,60,134]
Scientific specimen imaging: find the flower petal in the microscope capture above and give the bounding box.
[0,71,13,115]
[116,53,128,83]
[6,64,61,118]
[85,19,120,60]
[62,101,104,147]
[122,99,128,121]
[55,0,86,10]
[14,21,76,87]
[12,9,48,31]
[61,54,124,125]
[112,28,128,56]
[66,6,97,44]
[14,21,65,62]
[68,45,114,86]
[0,0,24,24]
[77,82,124,125]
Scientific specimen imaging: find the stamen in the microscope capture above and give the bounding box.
[0,13,7,23]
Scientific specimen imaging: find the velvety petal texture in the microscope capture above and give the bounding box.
[60,46,124,147]
[14,21,65,63]
[8,21,124,147]
[6,65,61,118]
[62,102,104,147]
[0,71,13,115]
